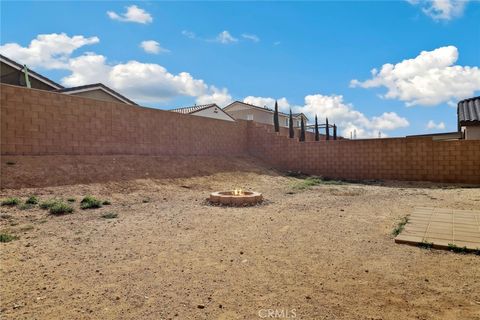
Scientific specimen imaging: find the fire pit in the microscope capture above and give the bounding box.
[208,189,263,206]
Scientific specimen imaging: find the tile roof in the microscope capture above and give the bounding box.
[171,103,237,121]
[458,96,480,125]
[170,103,217,114]
[55,83,137,105]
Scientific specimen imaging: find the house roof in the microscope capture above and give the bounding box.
[1,55,136,105]
[407,131,462,139]
[224,101,309,121]
[171,103,217,114]
[171,103,236,120]
[56,83,137,105]
[458,96,480,125]
[0,54,64,90]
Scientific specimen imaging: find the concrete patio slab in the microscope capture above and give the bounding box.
[395,207,480,251]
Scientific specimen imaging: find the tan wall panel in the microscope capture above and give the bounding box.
[68,89,126,104]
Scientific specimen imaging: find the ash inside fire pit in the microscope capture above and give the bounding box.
[208,189,263,206]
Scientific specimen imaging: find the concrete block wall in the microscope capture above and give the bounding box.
[267,124,338,141]
[2,84,479,184]
[247,122,480,183]
[1,84,248,156]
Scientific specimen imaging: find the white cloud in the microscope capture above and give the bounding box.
[408,0,469,21]
[300,95,410,138]
[215,31,238,44]
[243,96,290,112]
[3,33,231,106]
[107,5,153,24]
[351,46,480,107]
[370,112,410,130]
[62,53,110,86]
[241,34,260,42]
[426,120,446,130]
[107,61,208,102]
[0,33,99,69]
[197,86,232,106]
[181,30,196,39]
[244,94,409,138]
[140,40,169,54]
[183,30,258,45]
[64,56,231,105]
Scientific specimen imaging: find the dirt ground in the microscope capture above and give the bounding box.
[1,161,480,319]
[0,155,269,189]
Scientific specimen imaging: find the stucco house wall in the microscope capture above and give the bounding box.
[191,105,235,121]
[67,89,127,104]
[462,125,480,140]
[224,101,304,127]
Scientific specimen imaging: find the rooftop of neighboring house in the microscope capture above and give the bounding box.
[0,54,64,90]
[56,83,137,105]
[407,131,462,141]
[171,103,218,114]
[170,103,236,121]
[224,101,308,121]
[458,96,480,126]
[1,54,137,105]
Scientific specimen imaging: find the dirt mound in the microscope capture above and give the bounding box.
[0,155,274,189]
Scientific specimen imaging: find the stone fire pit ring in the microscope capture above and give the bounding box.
[209,191,263,206]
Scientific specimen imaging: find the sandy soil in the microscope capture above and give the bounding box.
[0,155,269,189]
[1,165,480,319]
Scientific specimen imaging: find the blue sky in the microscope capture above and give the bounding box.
[1,1,479,138]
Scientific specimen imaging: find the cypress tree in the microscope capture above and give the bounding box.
[325,117,330,141]
[333,124,337,140]
[273,100,280,132]
[289,110,294,138]
[314,115,319,141]
[300,117,305,142]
